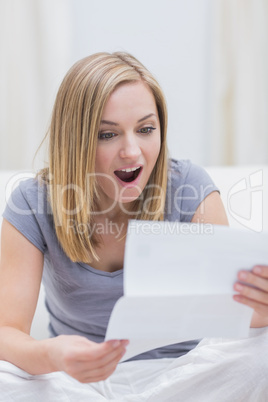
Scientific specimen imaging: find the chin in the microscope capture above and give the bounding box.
[117,184,145,204]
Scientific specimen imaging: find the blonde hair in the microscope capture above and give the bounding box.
[40,52,168,263]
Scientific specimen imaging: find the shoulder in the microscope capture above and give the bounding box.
[165,159,219,222]
[4,175,50,215]
[2,176,50,253]
[167,158,214,188]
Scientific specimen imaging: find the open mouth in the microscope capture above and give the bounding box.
[114,166,142,183]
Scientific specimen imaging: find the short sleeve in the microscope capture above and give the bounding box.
[2,179,47,253]
[179,163,219,222]
[165,160,219,222]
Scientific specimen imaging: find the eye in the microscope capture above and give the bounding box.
[98,132,117,140]
[138,126,156,135]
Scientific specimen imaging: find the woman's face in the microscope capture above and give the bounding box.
[95,80,161,211]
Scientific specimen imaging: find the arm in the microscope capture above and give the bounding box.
[190,190,228,225]
[191,191,268,328]
[0,219,127,382]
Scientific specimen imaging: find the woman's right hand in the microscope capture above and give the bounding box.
[46,335,128,383]
[0,220,128,381]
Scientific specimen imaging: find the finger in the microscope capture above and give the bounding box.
[81,367,117,383]
[238,270,268,293]
[66,345,126,382]
[78,349,125,383]
[81,339,129,362]
[234,282,268,305]
[252,265,268,279]
[97,343,127,367]
[233,294,268,316]
[106,339,129,349]
[77,341,127,371]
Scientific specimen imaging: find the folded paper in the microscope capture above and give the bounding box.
[105,222,268,361]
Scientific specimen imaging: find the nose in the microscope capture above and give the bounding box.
[119,133,142,160]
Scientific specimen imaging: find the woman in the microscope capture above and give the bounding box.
[0,52,267,399]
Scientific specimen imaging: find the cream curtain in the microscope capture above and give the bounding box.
[210,0,268,165]
[0,0,73,170]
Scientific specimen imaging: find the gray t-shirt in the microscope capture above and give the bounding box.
[3,159,218,360]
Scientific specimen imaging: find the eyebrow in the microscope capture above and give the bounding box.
[100,113,157,126]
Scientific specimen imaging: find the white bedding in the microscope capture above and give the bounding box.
[0,328,268,402]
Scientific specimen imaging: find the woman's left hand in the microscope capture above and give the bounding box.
[234,265,268,328]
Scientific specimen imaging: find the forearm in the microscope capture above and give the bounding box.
[0,326,54,375]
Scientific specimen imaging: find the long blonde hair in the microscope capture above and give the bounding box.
[40,52,168,263]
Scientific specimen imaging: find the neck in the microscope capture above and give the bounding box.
[96,194,136,222]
